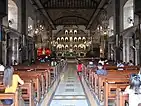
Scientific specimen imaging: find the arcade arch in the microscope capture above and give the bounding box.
[8,0,18,30]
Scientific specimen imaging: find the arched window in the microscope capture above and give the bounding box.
[62,45,64,50]
[8,0,18,30]
[74,37,77,42]
[57,37,60,42]
[74,45,77,50]
[123,0,134,29]
[28,17,34,37]
[74,30,77,34]
[82,37,86,42]
[65,37,68,42]
[65,30,68,35]
[65,45,68,50]
[78,37,81,42]
[61,37,64,42]
[57,44,62,50]
[108,16,114,37]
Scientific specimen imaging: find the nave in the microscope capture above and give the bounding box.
[43,64,97,106]
[0,59,140,106]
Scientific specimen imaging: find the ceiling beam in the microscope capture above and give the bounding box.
[86,0,106,29]
[34,0,56,29]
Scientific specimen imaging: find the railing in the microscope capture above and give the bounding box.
[50,60,67,87]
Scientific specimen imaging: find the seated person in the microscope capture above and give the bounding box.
[87,61,96,68]
[0,62,5,71]
[96,63,107,75]
[13,60,18,65]
[2,66,24,105]
[123,74,141,106]
[117,60,124,70]
[98,58,105,65]
[128,60,134,66]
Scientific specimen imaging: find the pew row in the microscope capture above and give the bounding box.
[83,65,139,106]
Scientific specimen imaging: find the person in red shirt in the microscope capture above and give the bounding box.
[77,60,83,76]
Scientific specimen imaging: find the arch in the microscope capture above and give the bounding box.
[61,45,64,50]
[61,37,64,41]
[54,16,88,25]
[74,30,77,34]
[123,0,134,29]
[54,16,89,23]
[78,37,81,41]
[78,44,86,50]
[108,16,114,37]
[8,0,18,30]
[57,37,60,42]
[74,37,77,42]
[74,45,77,50]
[57,44,62,49]
[82,37,86,42]
[65,45,69,50]
[65,37,68,42]
[65,30,68,34]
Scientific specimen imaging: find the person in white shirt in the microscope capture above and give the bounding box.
[117,60,124,70]
[123,74,141,106]
[98,58,105,65]
[0,62,5,71]
[128,60,134,66]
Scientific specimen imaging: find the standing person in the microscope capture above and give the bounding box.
[77,60,83,76]
[123,74,141,106]
[0,62,5,71]
[2,66,24,105]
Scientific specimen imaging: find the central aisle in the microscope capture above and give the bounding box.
[49,64,90,106]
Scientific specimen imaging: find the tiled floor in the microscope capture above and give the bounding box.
[49,64,90,106]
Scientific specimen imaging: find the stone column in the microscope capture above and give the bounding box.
[126,38,130,63]
[0,0,7,63]
[123,38,126,62]
[0,19,2,63]
[21,0,28,62]
[108,42,111,59]
[114,0,121,61]
[139,16,141,65]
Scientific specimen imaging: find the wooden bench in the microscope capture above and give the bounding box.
[105,66,140,71]
[84,65,140,106]
[0,87,25,106]
[14,71,42,102]
[104,79,129,106]
[0,81,36,106]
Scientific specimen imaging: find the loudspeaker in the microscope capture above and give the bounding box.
[0,0,7,17]
[135,0,141,15]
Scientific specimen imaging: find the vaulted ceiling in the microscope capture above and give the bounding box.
[33,0,109,29]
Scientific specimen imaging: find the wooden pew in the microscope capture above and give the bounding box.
[104,80,128,106]
[85,66,139,106]
[0,87,25,106]
[14,71,42,102]
[20,82,36,106]
[0,81,36,106]
[105,66,140,71]
[116,89,129,106]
